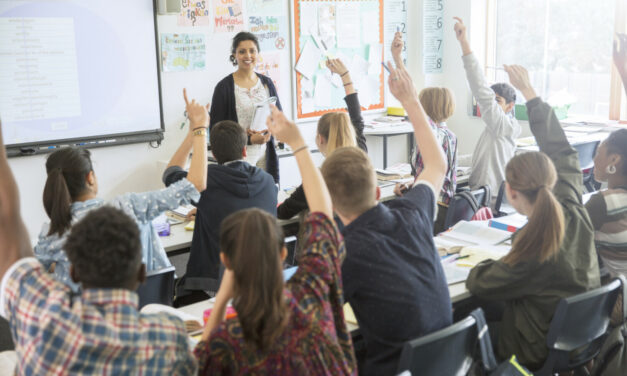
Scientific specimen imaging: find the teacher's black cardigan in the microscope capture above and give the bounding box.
[209,73,281,183]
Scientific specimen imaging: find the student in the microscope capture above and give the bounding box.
[453,18,521,199]
[586,129,627,278]
[163,119,277,296]
[321,62,451,375]
[466,65,600,370]
[0,124,196,374]
[34,90,208,291]
[277,58,367,220]
[210,31,281,182]
[193,106,356,375]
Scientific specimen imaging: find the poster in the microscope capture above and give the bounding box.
[161,34,206,72]
[423,0,444,74]
[246,0,281,16]
[255,51,281,91]
[213,0,245,33]
[249,15,287,51]
[178,0,210,27]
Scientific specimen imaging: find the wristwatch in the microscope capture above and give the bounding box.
[192,128,207,137]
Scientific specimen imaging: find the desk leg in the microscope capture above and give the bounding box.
[382,135,388,169]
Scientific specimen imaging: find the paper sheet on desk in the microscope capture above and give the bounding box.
[456,247,506,268]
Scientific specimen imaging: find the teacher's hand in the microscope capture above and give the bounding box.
[266,105,304,149]
[183,88,209,130]
[249,130,271,144]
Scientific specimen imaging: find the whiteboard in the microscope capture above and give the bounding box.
[0,0,164,152]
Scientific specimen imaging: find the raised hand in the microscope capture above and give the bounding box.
[503,64,537,101]
[387,62,419,105]
[614,33,627,93]
[266,105,304,149]
[453,17,467,42]
[391,31,404,63]
[183,88,209,130]
[326,58,349,76]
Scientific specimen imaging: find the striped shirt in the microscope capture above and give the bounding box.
[0,258,197,375]
[586,187,627,277]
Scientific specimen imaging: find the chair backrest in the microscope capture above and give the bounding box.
[136,266,176,309]
[573,140,599,171]
[493,181,507,214]
[442,191,478,230]
[536,277,623,375]
[470,185,491,208]
[396,312,480,376]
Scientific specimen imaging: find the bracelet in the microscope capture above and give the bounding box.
[291,145,308,155]
[340,71,349,77]
[192,128,207,137]
[192,126,206,131]
[343,82,353,87]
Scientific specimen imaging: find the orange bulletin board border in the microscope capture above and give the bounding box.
[292,0,385,120]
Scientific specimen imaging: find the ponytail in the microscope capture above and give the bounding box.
[502,152,565,266]
[317,112,356,155]
[220,208,288,352]
[43,148,94,237]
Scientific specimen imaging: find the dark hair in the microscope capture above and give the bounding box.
[230,31,260,66]
[220,208,288,351]
[210,120,247,164]
[64,206,142,288]
[605,129,627,176]
[491,83,517,104]
[43,147,93,236]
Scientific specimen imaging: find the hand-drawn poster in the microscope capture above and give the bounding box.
[248,15,287,51]
[246,0,281,16]
[255,51,281,91]
[213,0,245,33]
[161,34,207,72]
[178,0,210,27]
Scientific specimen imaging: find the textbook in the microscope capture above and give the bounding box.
[439,221,511,246]
[488,213,527,233]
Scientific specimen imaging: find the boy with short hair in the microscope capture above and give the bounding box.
[321,63,452,375]
[164,119,277,295]
[454,17,521,198]
[0,122,196,374]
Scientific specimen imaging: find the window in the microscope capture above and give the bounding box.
[484,0,626,120]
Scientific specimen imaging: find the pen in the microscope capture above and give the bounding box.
[382,62,391,74]
[456,255,471,260]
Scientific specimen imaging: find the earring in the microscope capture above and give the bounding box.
[606,165,616,175]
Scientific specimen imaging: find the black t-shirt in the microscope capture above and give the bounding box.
[342,182,452,376]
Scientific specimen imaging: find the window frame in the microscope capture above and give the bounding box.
[484,0,626,122]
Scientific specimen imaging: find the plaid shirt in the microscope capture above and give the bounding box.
[411,118,458,206]
[0,258,196,375]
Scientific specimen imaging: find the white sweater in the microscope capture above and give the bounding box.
[463,53,521,198]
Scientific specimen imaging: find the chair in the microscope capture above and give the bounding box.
[442,191,478,231]
[396,309,486,376]
[469,185,491,208]
[534,277,623,375]
[136,265,176,309]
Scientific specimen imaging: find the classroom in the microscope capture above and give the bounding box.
[0,0,626,374]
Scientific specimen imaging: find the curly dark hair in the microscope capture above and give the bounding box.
[64,206,142,288]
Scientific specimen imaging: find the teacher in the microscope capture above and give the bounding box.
[209,31,281,183]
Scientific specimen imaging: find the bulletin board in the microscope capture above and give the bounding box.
[291,0,385,120]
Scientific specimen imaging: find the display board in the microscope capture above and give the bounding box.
[0,0,165,154]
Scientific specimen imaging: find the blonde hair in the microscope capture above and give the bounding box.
[502,152,565,266]
[418,87,455,123]
[321,147,376,217]
[317,112,356,155]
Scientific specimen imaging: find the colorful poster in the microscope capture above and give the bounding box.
[246,0,281,16]
[178,0,210,27]
[248,16,286,51]
[255,51,281,92]
[213,0,245,33]
[161,34,206,72]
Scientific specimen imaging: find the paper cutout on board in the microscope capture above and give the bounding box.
[255,51,281,91]
[317,4,336,49]
[213,0,244,33]
[336,3,360,49]
[245,0,281,16]
[161,34,206,72]
[367,43,383,75]
[362,11,379,44]
[249,16,287,51]
[295,40,322,80]
[299,2,317,36]
[178,0,210,27]
[314,75,332,107]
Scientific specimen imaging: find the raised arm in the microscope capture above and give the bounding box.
[504,64,583,201]
[614,33,627,95]
[387,62,447,193]
[326,58,367,152]
[391,31,406,69]
[0,120,34,279]
[266,106,333,219]
[182,89,209,193]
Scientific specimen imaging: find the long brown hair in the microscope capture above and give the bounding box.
[43,148,93,236]
[219,208,289,351]
[502,152,565,265]
[317,112,356,155]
